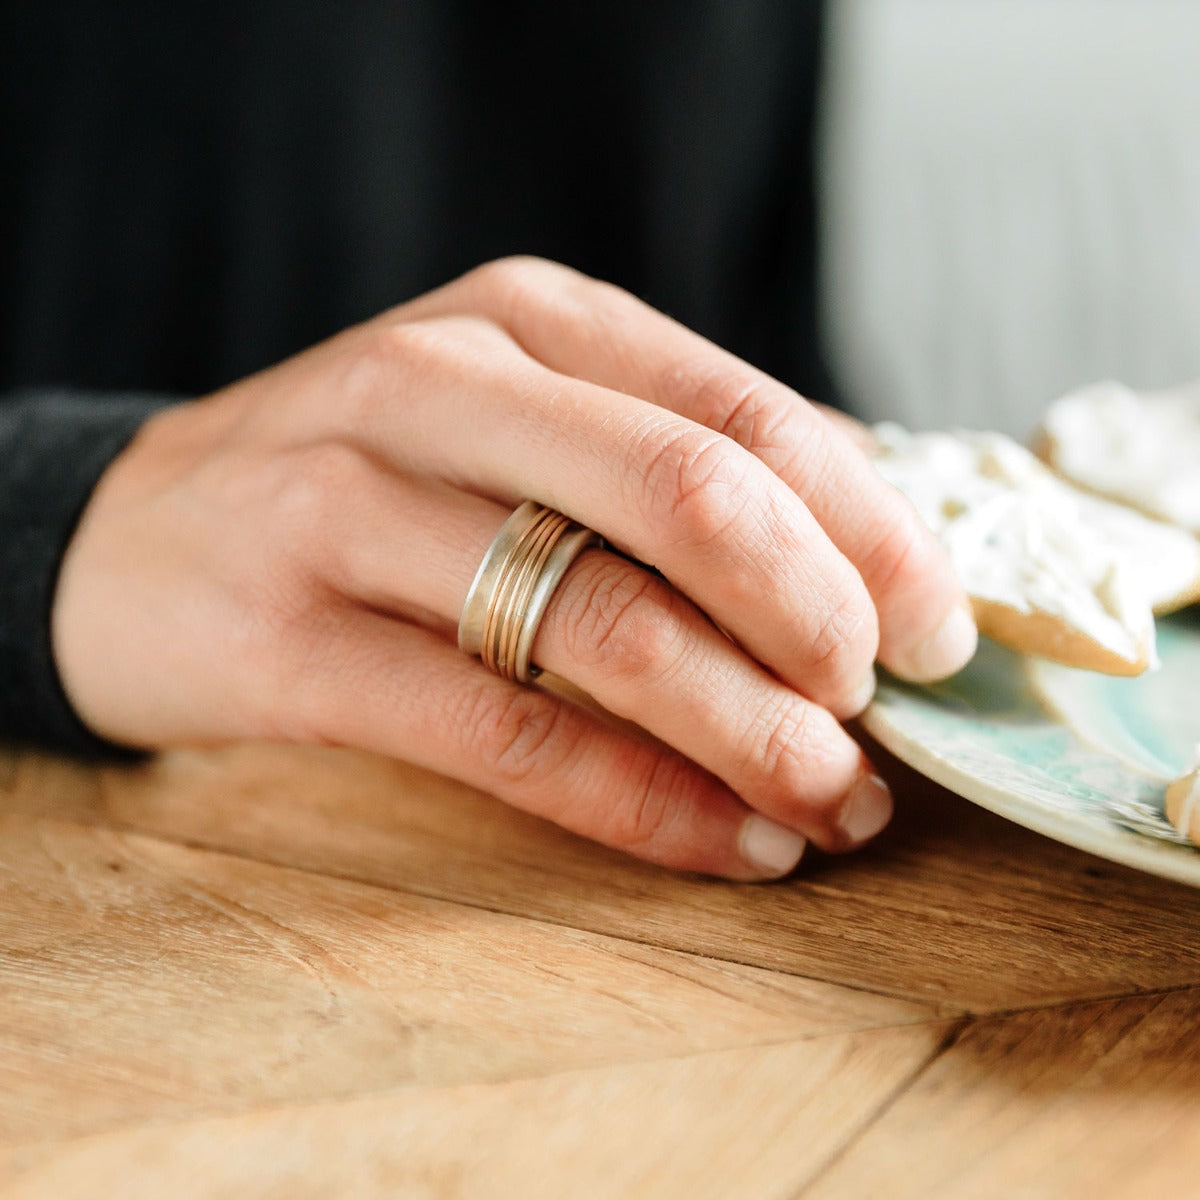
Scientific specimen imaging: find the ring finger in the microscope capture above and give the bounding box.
[315,463,893,852]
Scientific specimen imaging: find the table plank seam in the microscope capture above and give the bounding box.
[958,979,1200,1022]
[787,1017,971,1200]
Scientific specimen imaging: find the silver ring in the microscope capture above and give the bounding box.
[458,501,601,683]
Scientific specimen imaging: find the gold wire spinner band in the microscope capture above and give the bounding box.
[458,501,601,684]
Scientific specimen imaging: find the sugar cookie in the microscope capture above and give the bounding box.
[1069,491,1200,616]
[1035,380,1200,535]
[873,425,1157,675]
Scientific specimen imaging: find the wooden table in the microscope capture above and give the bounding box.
[2,735,1200,1198]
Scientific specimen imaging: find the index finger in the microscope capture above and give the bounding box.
[424,257,977,683]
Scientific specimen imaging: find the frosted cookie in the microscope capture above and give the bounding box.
[1069,491,1200,616]
[872,424,1156,676]
[1166,754,1200,846]
[1035,380,1200,535]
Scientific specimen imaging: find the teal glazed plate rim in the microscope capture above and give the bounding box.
[861,610,1200,887]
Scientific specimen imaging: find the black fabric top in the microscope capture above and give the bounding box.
[0,1,830,754]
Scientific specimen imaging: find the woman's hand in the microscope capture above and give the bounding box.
[52,258,976,879]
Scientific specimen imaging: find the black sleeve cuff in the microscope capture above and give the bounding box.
[0,389,179,758]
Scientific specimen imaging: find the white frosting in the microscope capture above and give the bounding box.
[1070,492,1200,612]
[1041,380,1200,533]
[873,424,1156,667]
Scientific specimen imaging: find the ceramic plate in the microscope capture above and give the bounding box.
[861,609,1200,885]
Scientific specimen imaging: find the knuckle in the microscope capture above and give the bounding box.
[464,257,634,354]
[345,314,513,422]
[749,701,846,814]
[271,441,373,531]
[806,585,878,683]
[757,704,820,796]
[658,363,798,457]
[462,686,578,788]
[578,276,643,330]
[556,559,682,683]
[717,381,795,458]
[601,752,691,852]
[359,313,497,387]
[859,505,940,599]
[773,420,838,496]
[463,255,566,315]
[634,426,753,552]
[370,315,457,368]
[656,360,734,417]
[342,320,449,416]
[470,254,556,288]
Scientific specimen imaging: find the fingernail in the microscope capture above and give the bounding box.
[738,815,807,878]
[897,605,977,682]
[839,771,893,844]
[846,670,877,717]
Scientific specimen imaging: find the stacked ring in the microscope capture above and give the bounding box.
[458,500,601,683]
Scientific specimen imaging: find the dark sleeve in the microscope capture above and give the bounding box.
[0,389,177,757]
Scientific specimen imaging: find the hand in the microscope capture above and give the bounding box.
[52,258,976,879]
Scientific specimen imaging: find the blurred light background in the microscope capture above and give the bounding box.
[819,0,1200,436]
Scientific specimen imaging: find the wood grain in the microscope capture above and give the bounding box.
[0,813,932,1148]
[6,741,1200,1198]
[805,990,1200,1200]
[0,1023,947,1200]
[5,742,1199,1011]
